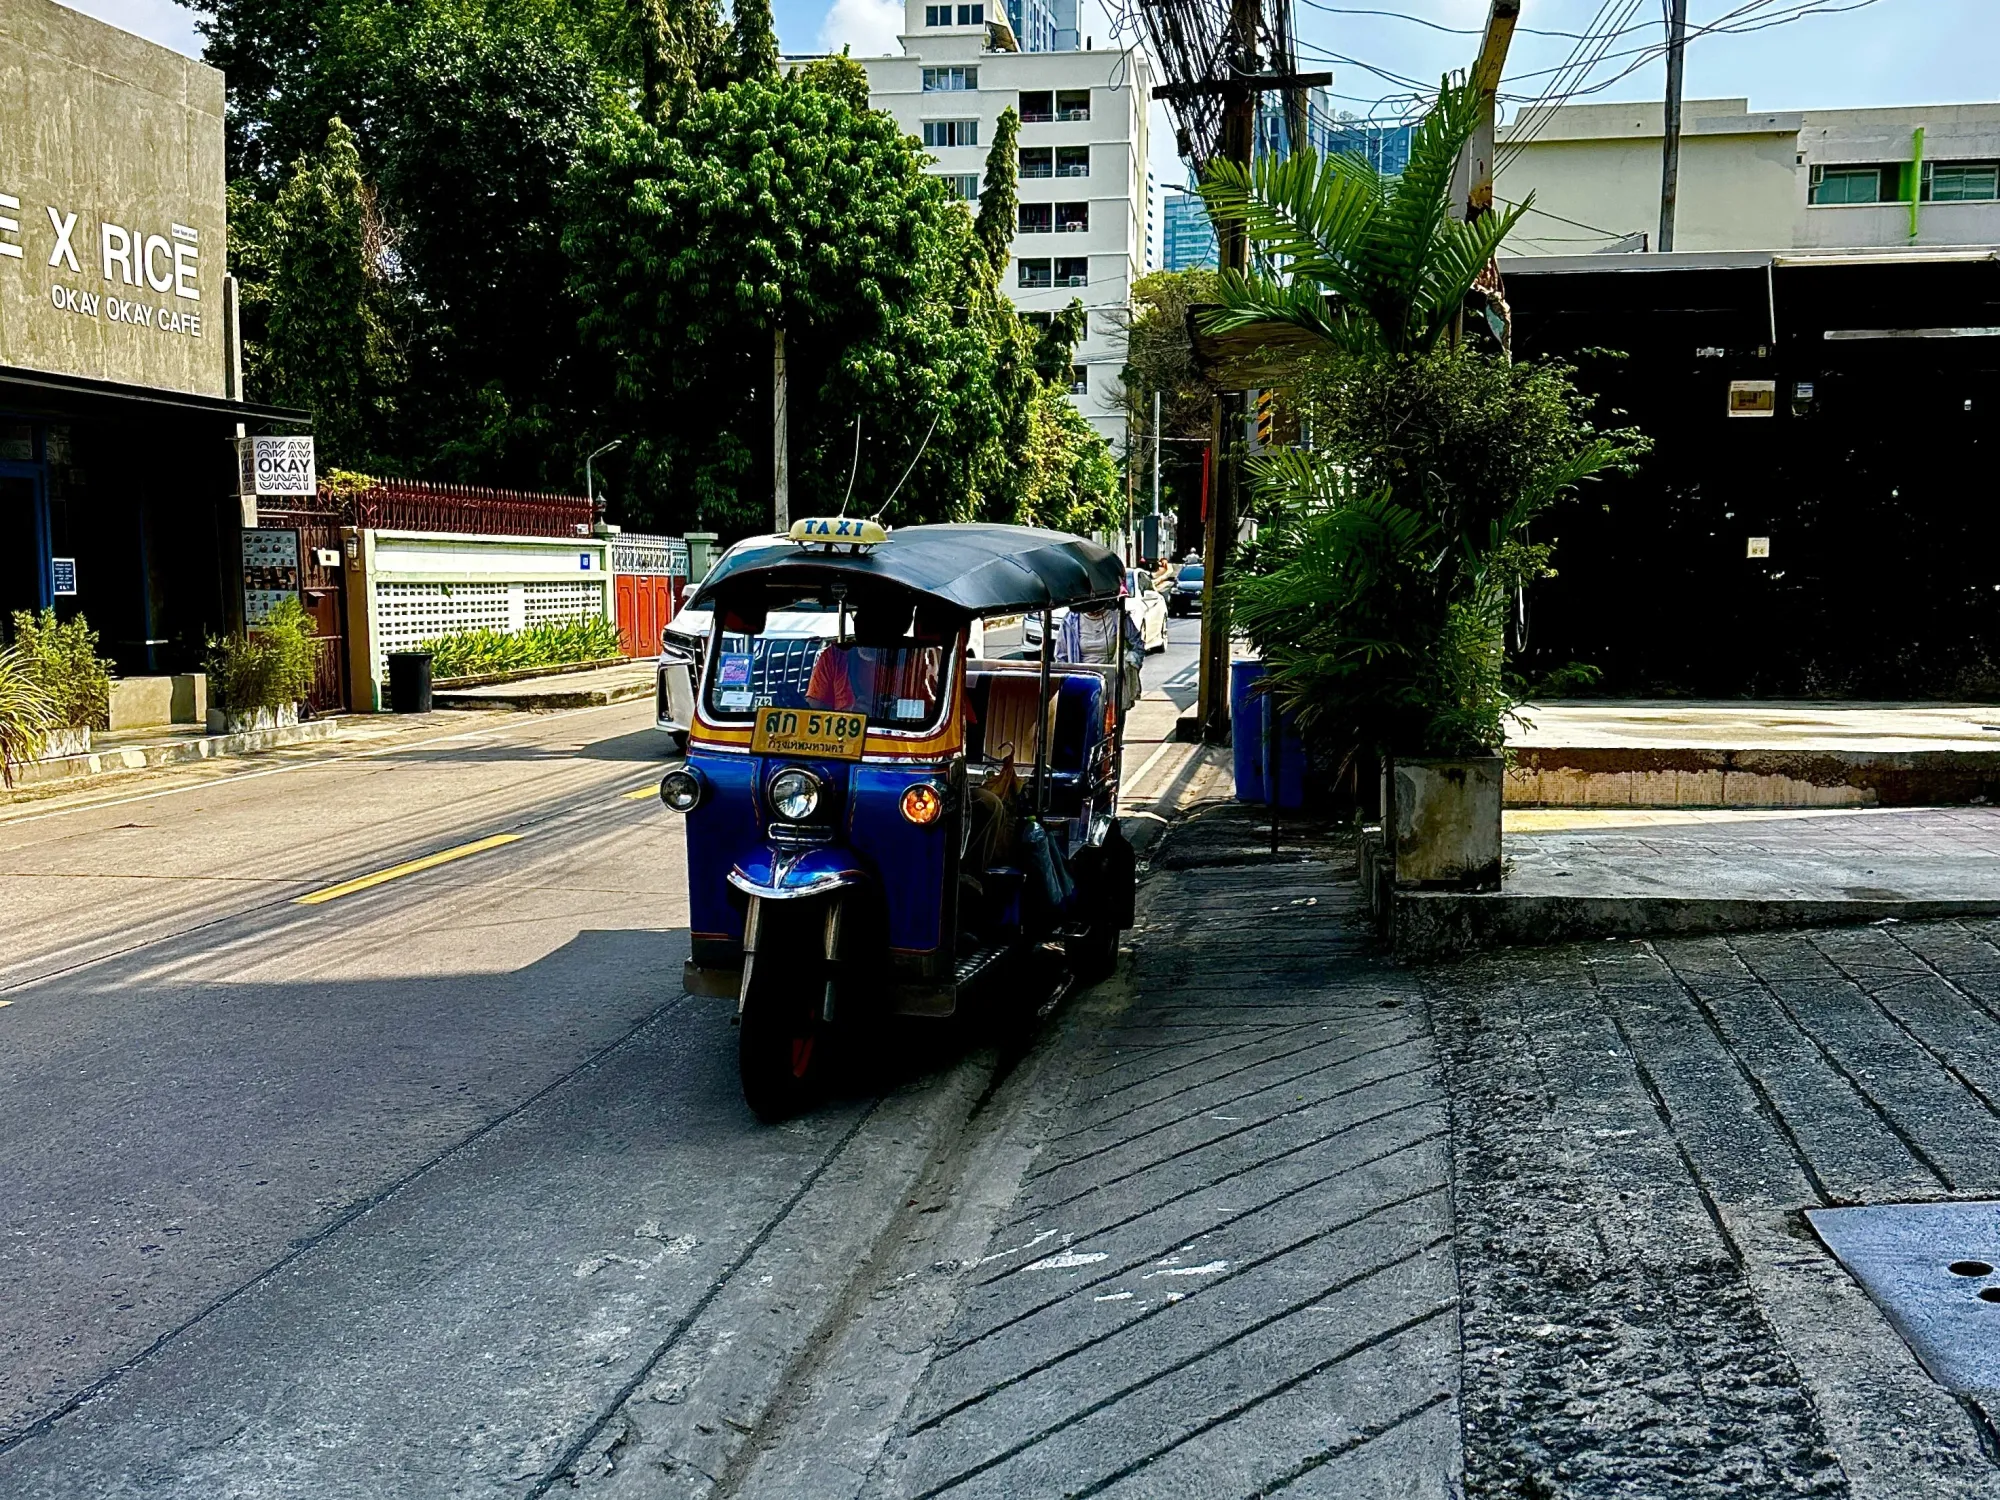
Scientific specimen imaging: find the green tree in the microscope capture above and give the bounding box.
[973,108,1019,276]
[231,118,401,468]
[566,63,1110,533]
[731,0,779,85]
[369,16,607,482]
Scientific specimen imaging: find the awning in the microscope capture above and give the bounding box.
[0,363,310,426]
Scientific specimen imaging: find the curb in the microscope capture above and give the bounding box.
[431,657,631,690]
[10,717,349,788]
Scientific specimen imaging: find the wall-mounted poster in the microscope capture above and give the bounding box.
[243,528,301,625]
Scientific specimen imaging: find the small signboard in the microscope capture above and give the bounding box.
[1727,379,1777,418]
[242,527,301,625]
[237,435,317,497]
[50,557,77,596]
[1747,536,1771,559]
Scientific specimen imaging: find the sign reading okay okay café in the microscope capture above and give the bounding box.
[0,0,228,398]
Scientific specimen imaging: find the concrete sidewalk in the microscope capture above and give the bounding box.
[433,661,653,710]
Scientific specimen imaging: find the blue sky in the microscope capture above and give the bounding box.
[62,0,2000,218]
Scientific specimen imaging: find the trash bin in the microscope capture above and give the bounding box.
[1230,659,1306,808]
[387,650,434,714]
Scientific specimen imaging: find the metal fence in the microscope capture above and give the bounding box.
[336,479,594,539]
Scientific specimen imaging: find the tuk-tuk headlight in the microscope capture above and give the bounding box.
[659,767,703,812]
[769,767,822,821]
[900,783,944,826]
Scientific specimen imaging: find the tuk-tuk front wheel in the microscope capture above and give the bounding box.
[738,905,831,1122]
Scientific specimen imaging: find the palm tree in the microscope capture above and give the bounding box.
[1196,80,1522,358]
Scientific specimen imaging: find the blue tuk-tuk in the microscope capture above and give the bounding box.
[656,519,1138,1119]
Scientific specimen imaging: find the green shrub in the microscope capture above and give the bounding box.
[207,597,320,713]
[0,645,58,786]
[424,615,623,680]
[8,608,113,731]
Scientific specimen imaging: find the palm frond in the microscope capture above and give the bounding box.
[1200,149,1380,295]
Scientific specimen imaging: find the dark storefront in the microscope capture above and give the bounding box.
[1507,249,2000,699]
[0,367,308,677]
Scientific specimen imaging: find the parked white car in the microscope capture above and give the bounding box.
[1020,570,1168,654]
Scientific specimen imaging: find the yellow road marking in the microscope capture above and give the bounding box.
[621,786,660,801]
[293,833,523,905]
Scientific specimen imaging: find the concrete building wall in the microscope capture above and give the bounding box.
[0,0,227,395]
[860,3,1149,451]
[1497,97,2000,256]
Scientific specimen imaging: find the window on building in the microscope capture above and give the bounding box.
[1019,146,1054,179]
[935,173,981,200]
[1925,161,2000,202]
[1020,310,1053,329]
[925,4,950,22]
[1808,164,1900,205]
[956,3,985,22]
[1055,146,1090,178]
[1018,90,1054,123]
[1018,258,1053,289]
[922,66,978,91]
[922,119,979,148]
[1068,365,1089,395]
[1054,256,1088,286]
[1056,89,1091,121]
[1056,202,1088,233]
[1018,203,1053,233]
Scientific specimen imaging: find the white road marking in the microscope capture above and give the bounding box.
[1025,1250,1108,1271]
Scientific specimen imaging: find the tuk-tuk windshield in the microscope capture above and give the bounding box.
[705,631,949,733]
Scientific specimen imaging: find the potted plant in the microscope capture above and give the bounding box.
[206,597,319,734]
[6,608,112,763]
[1201,81,1646,891]
[0,646,57,787]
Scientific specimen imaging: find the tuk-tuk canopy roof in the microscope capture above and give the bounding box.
[689,523,1125,618]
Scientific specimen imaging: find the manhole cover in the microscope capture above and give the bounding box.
[1808,1201,2000,1392]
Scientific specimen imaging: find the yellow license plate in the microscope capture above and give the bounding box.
[752,706,868,760]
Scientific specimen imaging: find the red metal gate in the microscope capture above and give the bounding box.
[259,507,349,714]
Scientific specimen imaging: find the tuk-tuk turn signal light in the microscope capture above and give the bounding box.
[900,783,944,826]
[659,767,704,812]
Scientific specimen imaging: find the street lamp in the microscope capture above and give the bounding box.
[585,438,623,530]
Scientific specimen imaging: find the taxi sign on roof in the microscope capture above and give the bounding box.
[789,516,887,546]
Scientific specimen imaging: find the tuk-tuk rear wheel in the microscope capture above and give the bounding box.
[738,910,830,1122]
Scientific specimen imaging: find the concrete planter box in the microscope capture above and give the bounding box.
[37,726,92,760]
[1389,754,1503,891]
[207,702,300,736]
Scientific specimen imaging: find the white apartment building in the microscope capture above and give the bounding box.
[859,3,1152,451]
[1497,97,2000,256]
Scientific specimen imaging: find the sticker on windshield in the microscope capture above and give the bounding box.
[717,654,753,687]
[894,698,929,721]
[719,690,753,709]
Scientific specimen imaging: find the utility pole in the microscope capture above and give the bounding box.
[1460,0,1519,222]
[1151,388,1162,519]
[772,328,790,531]
[1659,0,1689,252]
[1150,12,1329,743]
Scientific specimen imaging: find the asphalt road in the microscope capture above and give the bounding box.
[0,629,1207,1498]
[0,703,920,1496]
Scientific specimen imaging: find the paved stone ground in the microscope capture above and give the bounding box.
[854,809,1463,1500]
[1431,920,2000,1499]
